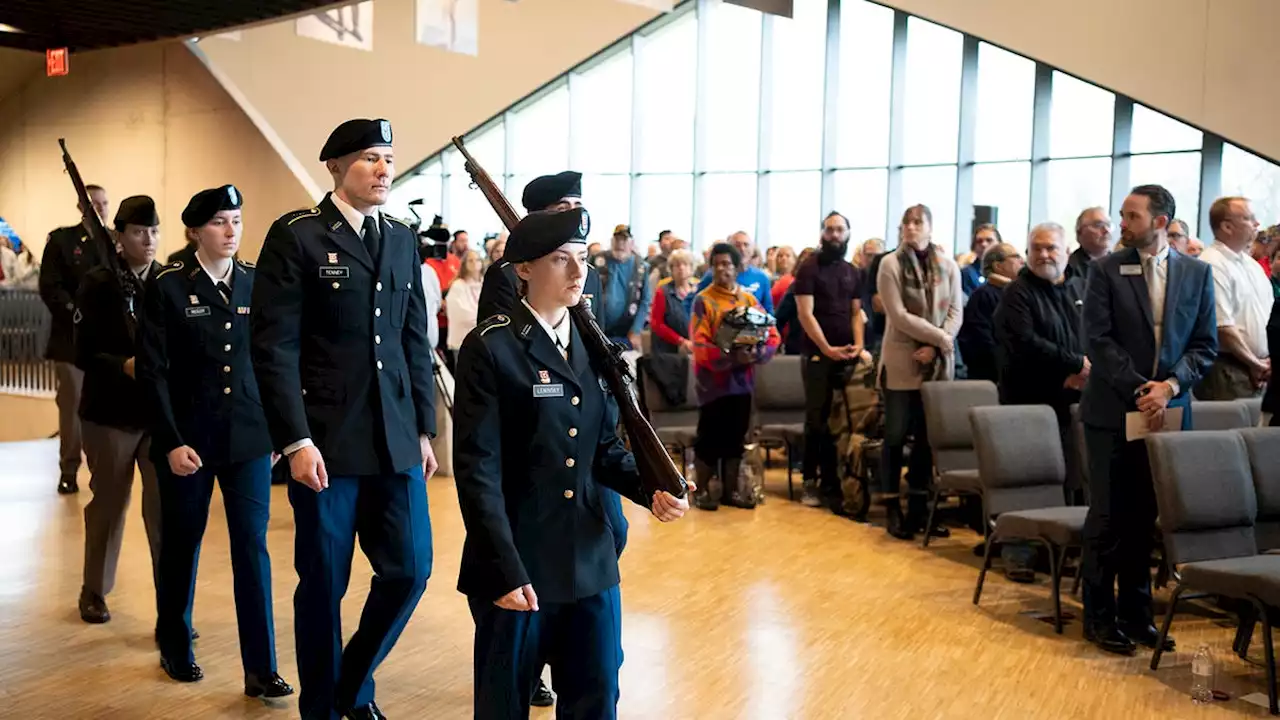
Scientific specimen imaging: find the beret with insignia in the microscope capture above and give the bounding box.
[521,171,582,213]
[182,185,243,228]
[320,118,393,161]
[113,195,160,232]
[504,208,590,264]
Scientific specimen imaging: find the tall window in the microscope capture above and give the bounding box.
[901,18,963,166]
[702,2,762,172]
[836,0,894,168]
[634,13,697,174]
[508,86,567,177]
[974,43,1034,163]
[832,169,888,245]
[1049,72,1114,159]
[570,51,633,174]
[764,0,827,171]
[1223,144,1280,228]
[698,174,758,248]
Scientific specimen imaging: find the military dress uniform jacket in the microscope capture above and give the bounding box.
[453,301,646,605]
[251,195,436,477]
[39,225,105,362]
[74,261,159,430]
[137,258,273,466]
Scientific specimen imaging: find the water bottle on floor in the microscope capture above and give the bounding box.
[1191,643,1214,704]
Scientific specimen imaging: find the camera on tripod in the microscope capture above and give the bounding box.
[407,199,450,261]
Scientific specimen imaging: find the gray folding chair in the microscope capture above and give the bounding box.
[1146,430,1280,714]
[1234,428,1280,661]
[970,405,1088,634]
[753,355,806,499]
[1244,397,1265,427]
[1192,400,1252,430]
[919,380,998,548]
[640,359,698,461]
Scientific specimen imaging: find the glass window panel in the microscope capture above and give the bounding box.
[972,162,1031,245]
[899,165,958,253]
[633,174,694,249]
[570,50,633,173]
[1222,144,1280,228]
[386,172,444,225]
[1130,105,1202,154]
[581,174,633,246]
[1045,157,1113,243]
[1049,72,1114,158]
[698,173,758,250]
[447,171,504,239]
[832,168,888,246]
[902,17,963,166]
[765,171,821,250]
[508,85,568,176]
[1129,151,1202,235]
[765,0,826,171]
[505,174,534,205]
[635,14,697,173]
[703,2,761,172]
[836,0,894,168]
[974,43,1034,162]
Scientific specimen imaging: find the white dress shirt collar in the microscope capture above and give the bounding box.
[1140,243,1170,264]
[195,250,234,288]
[521,298,571,352]
[330,191,379,238]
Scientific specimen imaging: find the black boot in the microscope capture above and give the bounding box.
[693,459,719,511]
[885,497,914,540]
[720,458,755,509]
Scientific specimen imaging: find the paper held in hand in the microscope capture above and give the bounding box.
[1125,408,1185,442]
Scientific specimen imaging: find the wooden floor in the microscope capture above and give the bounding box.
[1,438,1274,719]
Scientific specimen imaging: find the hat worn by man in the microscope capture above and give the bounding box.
[521,171,582,213]
[182,185,243,228]
[504,208,591,264]
[612,224,631,238]
[319,118,393,162]
[114,196,160,232]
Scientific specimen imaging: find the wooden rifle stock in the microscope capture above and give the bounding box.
[59,139,137,304]
[451,136,688,500]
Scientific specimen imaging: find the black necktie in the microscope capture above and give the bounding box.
[362,215,381,263]
[216,281,232,304]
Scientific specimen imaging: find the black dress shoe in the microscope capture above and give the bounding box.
[160,656,204,682]
[79,589,110,624]
[245,672,294,698]
[531,678,554,707]
[1120,622,1176,651]
[344,702,387,720]
[1084,624,1137,656]
[57,476,79,494]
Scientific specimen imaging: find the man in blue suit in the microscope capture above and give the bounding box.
[1079,184,1218,656]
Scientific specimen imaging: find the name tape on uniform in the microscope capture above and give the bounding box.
[185,306,211,318]
[533,384,565,398]
[320,266,351,279]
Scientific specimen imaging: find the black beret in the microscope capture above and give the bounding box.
[319,118,393,161]
[424,215,450,243]
[521,171,582,213]
[113,195,159,231]
[181,185,243,228]
[504,208,591,264]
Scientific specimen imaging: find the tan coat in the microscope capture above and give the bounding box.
[876,249,964,391]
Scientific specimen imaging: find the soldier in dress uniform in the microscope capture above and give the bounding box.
[475,171,622,709]
[74,195,163,624]
[38,183,109,494]
[251,118,437,720]
[454,207,690,720]
[137,185,293,698]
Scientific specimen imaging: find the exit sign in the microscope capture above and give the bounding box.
[46,48,68,76]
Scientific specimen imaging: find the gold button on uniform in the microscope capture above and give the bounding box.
[376,281,383,291]
[571,396,580,406]
[568,427,577,438]
[377,360,384,370]
[565,458,575,468]
[224,344,231,352]
[332,282,341,290]
[563,490,574,499]
[375,335,382,345]
[407,281,412,289]
[223,387,231,395]
[224,322,232,330]
[375,308,382,317]
[223,366,231,373]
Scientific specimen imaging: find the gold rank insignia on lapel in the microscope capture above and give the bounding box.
[327,252,338,264]
[237,306,251,315]
[189,295,199,305]
[538,370,550,384]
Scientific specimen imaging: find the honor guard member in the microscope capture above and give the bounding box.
[475,171,622,709]
[453,207,690,720]
[38,184,109,494]
[137,186,293,698]
[251,118,438,720]
[74,195,163,625]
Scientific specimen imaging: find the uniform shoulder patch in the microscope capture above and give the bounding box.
[285,207,321,226]
[478,314,511,337]
[236,257,256,269]
[155,261,184,279]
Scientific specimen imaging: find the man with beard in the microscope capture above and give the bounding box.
[794,211,869,511]
[1079,184,1217,656]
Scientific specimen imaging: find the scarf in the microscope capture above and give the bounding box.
[897,242,949,381]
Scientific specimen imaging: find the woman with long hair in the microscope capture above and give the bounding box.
[447,249,485,352]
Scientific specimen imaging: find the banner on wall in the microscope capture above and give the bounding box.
[296,2,374,51]
[726,0,793,18]
[415,0,479,56]
[616,0,675,10]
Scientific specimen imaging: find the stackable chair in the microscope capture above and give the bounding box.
[919,380,998,548]
[753,355,806,499]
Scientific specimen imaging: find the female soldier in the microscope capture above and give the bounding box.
[137,186,292,698]
[453,207,690,718]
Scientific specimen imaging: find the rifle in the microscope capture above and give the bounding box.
[58,139,139,313]
[451,136,688,500]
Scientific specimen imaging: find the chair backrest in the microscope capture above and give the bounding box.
[753,355,805,411]
[1146,430,1258,565]
[921,380,998,473]
[640,358,697,415]
[1242,397,1264,427]
[969,405,1066,515]
[1238,428,1280,551]
[1192,400,1252,431]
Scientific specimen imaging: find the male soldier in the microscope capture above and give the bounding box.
[38,184,109,494]
[251,118,437,720]
[74,195,162,625]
